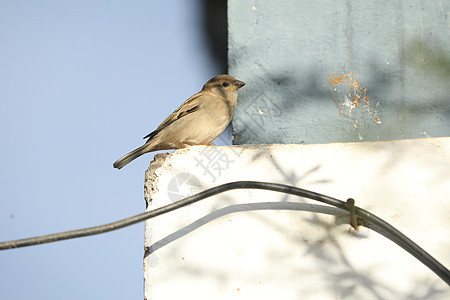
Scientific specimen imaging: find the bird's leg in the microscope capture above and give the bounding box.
[183,141,197,146]
[183,141,215,146]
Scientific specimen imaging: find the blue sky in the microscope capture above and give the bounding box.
[0,1,222,299]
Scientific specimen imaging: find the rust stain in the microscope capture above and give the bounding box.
[328,73,350,85]
[327,72,382,127]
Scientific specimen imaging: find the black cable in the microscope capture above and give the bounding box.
[0,181,449,285]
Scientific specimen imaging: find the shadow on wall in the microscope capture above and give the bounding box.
[229,36,450,145]
[146,145,449,298]
[200,0,228,74]
[406,38,450,77]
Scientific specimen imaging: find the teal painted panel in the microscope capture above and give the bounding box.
[229,0,450,144]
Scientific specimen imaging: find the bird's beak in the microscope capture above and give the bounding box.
[234,80,246,89]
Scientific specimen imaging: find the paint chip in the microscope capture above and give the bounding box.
[327,72,382,127]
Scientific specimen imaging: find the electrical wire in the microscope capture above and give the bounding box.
[0,181,448,285]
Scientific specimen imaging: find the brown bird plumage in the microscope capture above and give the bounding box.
[113,74,245,169]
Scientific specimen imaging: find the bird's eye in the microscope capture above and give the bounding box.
[222,82,230,87]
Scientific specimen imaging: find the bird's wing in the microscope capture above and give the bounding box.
[143,93,202,141]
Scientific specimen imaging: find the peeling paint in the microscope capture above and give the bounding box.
[327,72,382,127]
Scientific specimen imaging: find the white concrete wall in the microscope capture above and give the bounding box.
[143,137,449,299]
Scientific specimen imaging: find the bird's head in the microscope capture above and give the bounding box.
[202,74,246,97]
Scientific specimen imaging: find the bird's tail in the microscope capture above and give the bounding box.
[113,144,150,169]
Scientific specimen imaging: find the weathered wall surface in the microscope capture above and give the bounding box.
[229,0,450,144]
[143,139,450,299]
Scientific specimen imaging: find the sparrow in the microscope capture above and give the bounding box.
[113,74,245,169]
